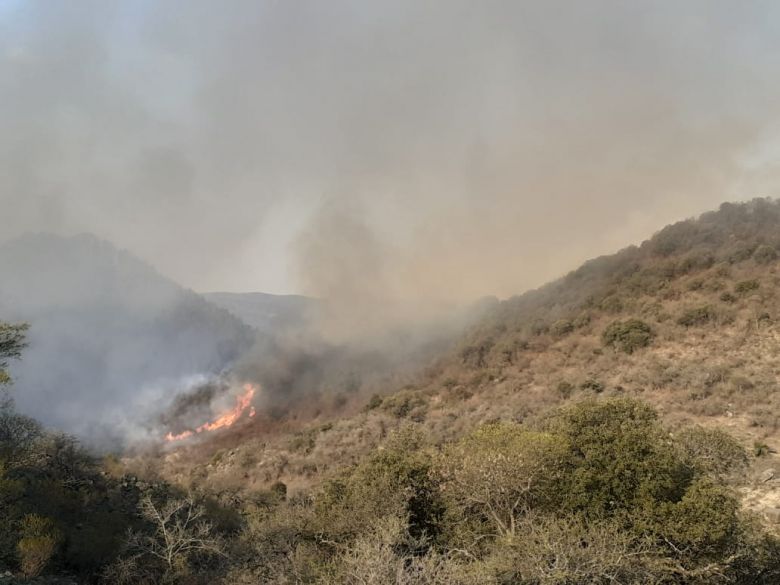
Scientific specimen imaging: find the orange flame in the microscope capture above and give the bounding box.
[165,383,257,442]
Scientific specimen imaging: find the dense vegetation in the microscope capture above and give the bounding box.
[1,321,779,584]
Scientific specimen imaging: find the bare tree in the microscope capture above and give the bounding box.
[120,494,224,581]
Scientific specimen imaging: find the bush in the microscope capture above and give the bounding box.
[676,426,748,478]
[556,381,574,399]
[735,279,760,295]
[602,319,654,354]
[677,305,716,327]
[754,244,778,265]
[435,423,570,538]
[17,514,61,578]
[316,427,443,541]
[720,291,737,304]
[580,378,605,393]
[550,319,575,337]
[545,399,691,517]
[599,295,624,314]
[364,394,383,411]
[381,390,427,420]
[754,441,771,457]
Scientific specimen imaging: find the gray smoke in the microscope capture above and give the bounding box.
[1,1,779,300]
[2,1,780,442]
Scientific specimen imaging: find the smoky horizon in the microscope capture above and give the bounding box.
[1,1,779,304]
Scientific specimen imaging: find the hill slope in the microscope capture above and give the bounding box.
[160,199,780,510]
[203,291,316,335]
[0,233,254,443]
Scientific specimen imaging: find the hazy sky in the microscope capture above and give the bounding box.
[2,1,780,301]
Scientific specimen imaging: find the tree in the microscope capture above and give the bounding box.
[110,494,224,584]
[545,399,691,517]
[0,322,28,386]
[435,423,570,539]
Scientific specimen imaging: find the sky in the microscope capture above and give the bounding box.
[2,1,780,301]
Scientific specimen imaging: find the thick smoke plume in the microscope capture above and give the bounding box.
[2,1,780,443]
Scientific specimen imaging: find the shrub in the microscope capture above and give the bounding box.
[316,427,443,541]
[720,291,737,304]
[677,305,716,327]
[754,244,778,265]
[381,390,427,419]
[735,279,760,295]
[486,515,659,584]
[754,441,771,457]
[551,319,575,337]
[653,478,740,560]
[17,514,61,578]
[599,295,624,314]
[580,378,605,393]
[602,319,654,354]
[556,381,574,399]
[364,394,383,411]
[545,399,691,517]
[676,426,748,478]
[573,313,591,329]
[435,423,570,537]
[728,246,755,264]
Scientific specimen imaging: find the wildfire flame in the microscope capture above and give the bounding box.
[165,383,257,442]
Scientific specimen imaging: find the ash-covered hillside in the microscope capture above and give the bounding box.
[0,233,254,443]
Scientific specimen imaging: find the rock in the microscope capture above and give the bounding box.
[759,469,776,483]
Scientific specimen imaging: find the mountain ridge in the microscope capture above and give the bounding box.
[0,232,255,443]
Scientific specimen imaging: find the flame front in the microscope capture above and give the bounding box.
[165,383,257,442]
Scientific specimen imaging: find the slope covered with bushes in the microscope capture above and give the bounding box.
[9,199,780,583]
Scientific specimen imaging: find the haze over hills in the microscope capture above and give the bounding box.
[203,291,316,335]
[0,233,254,443]
[8,200,780,583]
[0,233,483,448]
[161,199,780,502]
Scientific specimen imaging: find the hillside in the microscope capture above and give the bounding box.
[9,200,780,583]
[0,233,254,444]
[203,292,316,335]
[159,199,780,508]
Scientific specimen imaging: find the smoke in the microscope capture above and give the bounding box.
[2,1,780,442]
[0,1,779,300]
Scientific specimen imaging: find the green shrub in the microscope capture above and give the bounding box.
[754,441,772,457]
[602,319,654,354]
[677,305,716,327]
[720,291,737,304]
[676,426,748,478]
[573,313,591,328]
[316,427,442,541]
[599,295,624,314]
[735,279,760,295]
[551,319,575,337]
[435,424,570,537]
[381,390,427,419]
[546,399,691,517]
[364,394,383,411]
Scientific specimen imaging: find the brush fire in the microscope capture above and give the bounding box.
[164,382,257,442]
